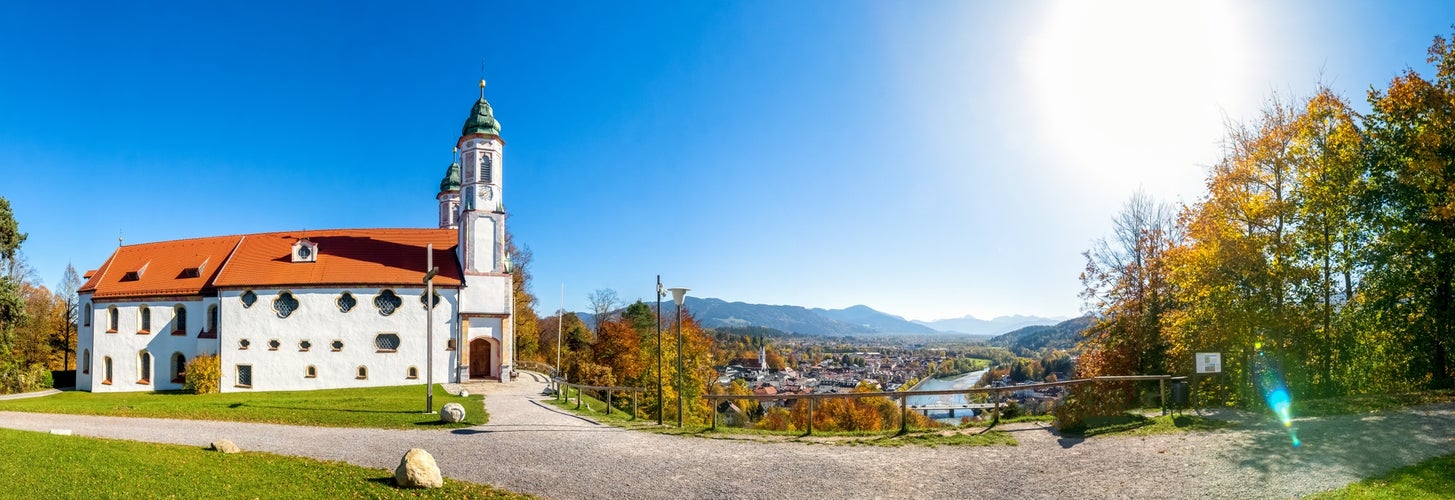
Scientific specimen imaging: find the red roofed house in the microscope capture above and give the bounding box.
[76,82,515,392]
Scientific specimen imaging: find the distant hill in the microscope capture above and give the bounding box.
[563,297,1067,338]
[810,305,939,334]
[988,316,1094,352]
[685,297,875,335]
[913,314,1067,336]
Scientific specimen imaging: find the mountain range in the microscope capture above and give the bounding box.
[574,297,1065,338]
[986,315,1095,351]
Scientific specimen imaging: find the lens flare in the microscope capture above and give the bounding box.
[1253,349,1300,447]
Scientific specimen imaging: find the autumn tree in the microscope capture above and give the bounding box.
[1079,191,1180,380]
[54,264,81,370]
[505,231,540,363]
[0,197,33,393]
[587,288,620,334]
[1363,32,1455,389]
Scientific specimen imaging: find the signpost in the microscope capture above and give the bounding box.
[1196,352,1222,373]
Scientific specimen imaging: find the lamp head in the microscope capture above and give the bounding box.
[668,287,690,306]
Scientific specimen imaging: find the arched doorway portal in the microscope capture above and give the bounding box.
[469,338,494,379]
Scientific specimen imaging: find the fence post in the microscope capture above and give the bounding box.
[900,394,908,434]
[576,386,582,410]
[711,397,717,431]
[606,390,613,417]
[1160,378,1167,416]
[632,390,638,421]
[992,390,1000,425]
[807,398,816,436]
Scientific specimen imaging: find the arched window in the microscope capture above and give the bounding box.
[107,306,118,333]
[206,304,219,337]
[407,366,419,379]
[138,305,151,333]
[84,303,92,327]
[356,365,368,380]
[173,305,187,335]
[103,357,113,384]
[240,290,257,308]
[82,349,90,374]
[138,350,152,384]
[171,352,186,383]
[305,365,317,378]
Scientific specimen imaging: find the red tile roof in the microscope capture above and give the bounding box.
[80,229,461,300]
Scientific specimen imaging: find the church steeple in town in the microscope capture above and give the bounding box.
[437,147,462,229]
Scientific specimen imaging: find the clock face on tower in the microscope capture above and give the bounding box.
[477,185,494,204]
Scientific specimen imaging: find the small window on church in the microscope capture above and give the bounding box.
[241,290,257,308]
[481,154,493,183]
[107,306,118,333]
[337,292,357,313]
[407,366,419,379]
[374,290,402,316]
[299,340,312,352]
[103,356,113,385]
[331,339,344,352]
[236,365,252,388]
[446,339,457,351]
[375,333,400,353]
[273,291,299,319]
[239,339,251,350]
[268,339,281,351]
[419,290,441,309]
[83,349,90,374]
[305,365,317,378]
[356,365,368,380]
[84,303,91,326]
[138,305,151,334]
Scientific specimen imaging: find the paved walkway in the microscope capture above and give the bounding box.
[0,388,60,401]
[2,373,1454,499]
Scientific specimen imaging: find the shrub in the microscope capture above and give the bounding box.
[40,370,52,389]
[183,354,220,394]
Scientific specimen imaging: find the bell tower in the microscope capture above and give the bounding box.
[457,79,506,274]
[437,149,461,229]
[454,78,514,382]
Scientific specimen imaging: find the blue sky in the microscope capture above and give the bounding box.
[2,1,1452,321]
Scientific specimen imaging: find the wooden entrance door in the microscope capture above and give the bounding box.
[469,338,491,379]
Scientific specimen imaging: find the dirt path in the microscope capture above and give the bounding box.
[2,373,1452,499]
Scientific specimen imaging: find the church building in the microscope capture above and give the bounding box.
[74,81,515,392]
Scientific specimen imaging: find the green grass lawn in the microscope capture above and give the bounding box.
[0,384,485,429]
[1307,452,1455,499]
[0,427,529,499]
[1064,412,1236,437]
[1293,389,1455,417]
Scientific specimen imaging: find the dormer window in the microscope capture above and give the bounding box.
[121,262,149,282]
[292,238,318,263]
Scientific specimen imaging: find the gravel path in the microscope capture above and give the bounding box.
[2,372,1453,499]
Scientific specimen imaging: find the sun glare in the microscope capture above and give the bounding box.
[1022,0,1254,197]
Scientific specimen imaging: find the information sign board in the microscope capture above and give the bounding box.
[1196,352,1222,373]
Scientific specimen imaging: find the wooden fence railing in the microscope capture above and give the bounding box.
[551,378,648,421]
[701,375,1187,434]
[544,374,1187,435]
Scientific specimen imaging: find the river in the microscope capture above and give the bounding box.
[904,368,988,421]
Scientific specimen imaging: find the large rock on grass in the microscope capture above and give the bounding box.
[209,439,240,453]
[394,448,443,489]
[440,402,466,423]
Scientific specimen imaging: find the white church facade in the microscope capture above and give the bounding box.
[75,82,515,393]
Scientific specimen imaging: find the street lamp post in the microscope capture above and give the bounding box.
[656,276,664,426]
[668,287,689,427]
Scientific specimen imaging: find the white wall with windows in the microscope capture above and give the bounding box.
[216,286,462,393]
[78,296,217,393]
